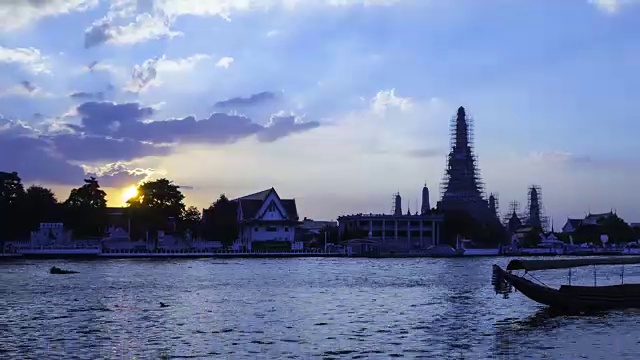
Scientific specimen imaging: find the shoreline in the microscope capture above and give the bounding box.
[2,251,639,260]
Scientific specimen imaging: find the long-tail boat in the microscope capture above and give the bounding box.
[492,257,640,311]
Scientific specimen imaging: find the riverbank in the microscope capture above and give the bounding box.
[3,251,640,260]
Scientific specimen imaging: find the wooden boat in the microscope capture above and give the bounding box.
[492,257,640,311]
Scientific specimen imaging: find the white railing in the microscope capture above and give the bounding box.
[18,245,102,250]
[99,248,346,255]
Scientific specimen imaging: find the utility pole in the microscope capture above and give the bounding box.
[324,229,328,253]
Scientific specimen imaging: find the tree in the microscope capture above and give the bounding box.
[127,178,186,241]
[0,171,26,246]
[181,206,202,234]
[23,185,61,231]
[597,214,634,244]
[203,194,238,247]
[64,177,108,238]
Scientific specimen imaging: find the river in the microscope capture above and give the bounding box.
[1,257,639,359]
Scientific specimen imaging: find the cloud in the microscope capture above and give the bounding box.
[49,134,170,162]
[0,81,49,98]
[214,91,279,108]
[149,0,399,19]
[70,91,105,101]
[370,88,412,116]
[257,112,321,142]
[86,60,120,74]
[405,148,444,158]
[527,151,593,166]
[124,54,212,93]
[82,0,396,47]
[125,58,160,93]
[70,101,320,145]
[0,0,98,31]
[0,115,156,187]
[86,163,154,188]
[0,46,50,74]
[215,57,234,69]
[588,0,640,13]
[84,13,182,48]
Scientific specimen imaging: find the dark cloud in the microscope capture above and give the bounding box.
[84,22,111,49]
[405,148,444,158]
[70,91,105,101]
[49,134,170,162]
[0,116,151,186]
[214,91,278,108]
[72,101,320,145]
[20,80,37,93]
[0,134,85,185]
[69,91,104,101]
[257,114,321,142]
[87,60,99,71]
[76,101,154,135]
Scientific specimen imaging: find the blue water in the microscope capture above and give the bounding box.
[1,257,639,359]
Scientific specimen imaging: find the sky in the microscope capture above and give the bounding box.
[1,0,640,226]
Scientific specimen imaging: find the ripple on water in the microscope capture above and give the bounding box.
[1,258,640,359]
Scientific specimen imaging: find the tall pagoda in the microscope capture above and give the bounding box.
[438,106,495,222]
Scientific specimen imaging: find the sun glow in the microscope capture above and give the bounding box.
[121,186,138,203]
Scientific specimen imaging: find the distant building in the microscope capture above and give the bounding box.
[561,211,616,234]
[338,192,444,253]
[297,218,338,247]
[233,187,300,251]
[298,218,337,234]
[562,219,583,234]
[421,183,430,215]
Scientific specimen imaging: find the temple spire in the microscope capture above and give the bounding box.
[439,106,492,222]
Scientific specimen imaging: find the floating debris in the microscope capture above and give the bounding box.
[49,266,78,274]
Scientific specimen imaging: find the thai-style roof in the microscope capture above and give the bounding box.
[235,188,274,201]
[506,257,640,271]
[234,188,298,221]
[585,211,614,219]
[565,218,582,227]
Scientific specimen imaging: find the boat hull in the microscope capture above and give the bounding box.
[492,264,640,311]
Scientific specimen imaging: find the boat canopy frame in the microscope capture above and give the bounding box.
[506,256,640,272]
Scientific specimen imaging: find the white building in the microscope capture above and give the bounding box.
[338,213,444,252]
[234,188,300,251]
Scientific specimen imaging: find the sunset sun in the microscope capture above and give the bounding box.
[121,186,138,203]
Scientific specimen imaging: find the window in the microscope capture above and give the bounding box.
[266,226,277,232]
[254,227,258,232]
[284,227,289,232]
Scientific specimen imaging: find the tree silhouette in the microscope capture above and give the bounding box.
[0,171,26,247]
[203,194,238,247]
[64,177,108,238]
[127,178,186,242]
[24,185,61,231]
[181,206,202,234]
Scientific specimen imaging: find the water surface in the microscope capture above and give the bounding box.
[1,257,639,359]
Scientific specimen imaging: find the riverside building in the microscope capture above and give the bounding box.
[338,190,444,253]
